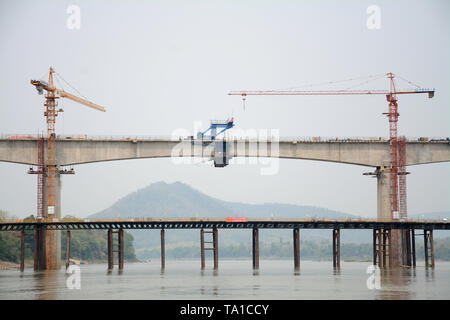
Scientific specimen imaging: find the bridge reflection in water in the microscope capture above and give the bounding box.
[7,261,446,300]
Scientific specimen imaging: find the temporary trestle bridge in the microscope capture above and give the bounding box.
[1,218,448,273]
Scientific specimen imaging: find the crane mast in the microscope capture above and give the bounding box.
[45,67,57,216]
[386,72,399,219]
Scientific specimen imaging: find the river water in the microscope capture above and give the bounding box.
[0,260,449,300]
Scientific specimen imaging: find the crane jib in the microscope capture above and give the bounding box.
[228,90,434,97]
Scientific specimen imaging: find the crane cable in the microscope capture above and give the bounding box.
[237,73,386,110]
[395,74,423,89]
[53,75,66,136]
[344,73,387,90]
[272,73,386,91]
[53,69,92,102]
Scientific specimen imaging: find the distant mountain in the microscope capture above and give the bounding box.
[90,181,355,220]
[89,181,448,259]
[91,181,241,219]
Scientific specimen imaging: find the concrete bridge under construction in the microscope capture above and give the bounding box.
[0,136,449,270]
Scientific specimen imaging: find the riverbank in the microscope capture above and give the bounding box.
[0,260,19,270]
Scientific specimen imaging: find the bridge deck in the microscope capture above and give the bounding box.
[1,218,449,231]
[1,136,449,167]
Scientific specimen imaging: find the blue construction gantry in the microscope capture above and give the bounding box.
[192,118,234,167]
[197,118,234,140]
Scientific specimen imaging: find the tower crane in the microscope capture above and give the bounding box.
[30,66,105,219]
[228,73,435,220]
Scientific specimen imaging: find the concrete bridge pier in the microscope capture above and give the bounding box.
[375,166,402,267]
[376,167,391,221]
[33,170,62,271]
[48,170,61,270]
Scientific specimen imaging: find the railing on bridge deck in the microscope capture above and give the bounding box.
[1,133,449,144]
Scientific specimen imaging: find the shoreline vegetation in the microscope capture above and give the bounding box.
[0,211,137,266]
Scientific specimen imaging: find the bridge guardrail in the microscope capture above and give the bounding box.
[1,217,448,224]
[1,134,449,143]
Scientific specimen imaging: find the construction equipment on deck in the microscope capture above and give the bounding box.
[192,118,235,168]
[197,118,235,140]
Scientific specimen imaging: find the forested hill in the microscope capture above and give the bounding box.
[0,211,136,266]
[91,181,355,220]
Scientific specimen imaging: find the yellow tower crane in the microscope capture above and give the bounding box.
[31,66,106,219]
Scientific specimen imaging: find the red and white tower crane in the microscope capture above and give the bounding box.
[228,73,434,220]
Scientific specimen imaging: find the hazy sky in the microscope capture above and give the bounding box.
[0,0,449,219]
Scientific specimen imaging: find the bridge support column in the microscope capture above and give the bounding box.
[161,229,165,270]
[332,228,340,269]
[252,228,259,270]
[200,228,218,270]
[200,229,205,270]
[55,171,61,269]
[411,229,416,267]
[382,229,388,266]
[118,229,124,271]
[213,228,218,270]
[373,167,402,267]
[42,171,62,270]
[107,229,113,270]
[34,228,40,271]
[65,231,71,269]
[375,167,391,220]
[373,228,392,268]
[293,228,300,272]
[20,230,25,272]
[424,229,434,269]
[402,229,412,267]
[34,226,46,271]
